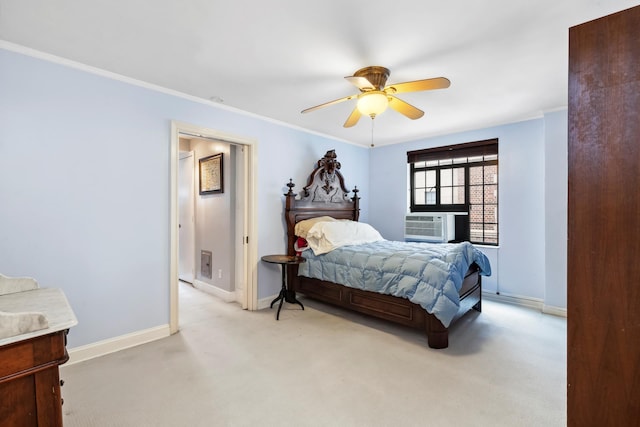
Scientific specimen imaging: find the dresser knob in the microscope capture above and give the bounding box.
[60,379,65,387]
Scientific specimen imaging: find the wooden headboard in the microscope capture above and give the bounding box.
[284,150,360,256]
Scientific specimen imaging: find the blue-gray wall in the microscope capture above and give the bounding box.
[0,44,567,350]
[368,112,567,310]
[0,47,369,347]
[543,110,568,309]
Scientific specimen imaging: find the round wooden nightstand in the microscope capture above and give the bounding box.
[261,255,306,320]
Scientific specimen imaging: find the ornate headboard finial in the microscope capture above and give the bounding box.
[319,149,340,173]
[302,150,350,203]
[286,178,296,196]
[352,185,360,200]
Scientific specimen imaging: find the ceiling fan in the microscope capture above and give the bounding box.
[301,66,450,127]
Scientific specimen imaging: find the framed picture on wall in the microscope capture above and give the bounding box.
[199,153,223,194]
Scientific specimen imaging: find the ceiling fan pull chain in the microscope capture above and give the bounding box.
[370,118,375,148]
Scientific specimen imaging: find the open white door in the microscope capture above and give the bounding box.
[178,151,195,283]
[234,145,248,308]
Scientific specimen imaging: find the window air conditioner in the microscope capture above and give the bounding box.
[404,213,455,243]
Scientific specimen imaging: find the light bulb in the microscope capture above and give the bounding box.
[357,91,389,118]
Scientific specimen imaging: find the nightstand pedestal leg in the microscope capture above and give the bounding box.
[269,263,304,320]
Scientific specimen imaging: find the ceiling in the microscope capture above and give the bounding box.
[1,0,637,147]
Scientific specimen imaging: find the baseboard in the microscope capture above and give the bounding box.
[483,291,543,309]
[542,304,567,317]
[235,288,246,306]
[193,279,236,302]
[66,324,170,365]
[482,291,567,318]
[258,295,276,310]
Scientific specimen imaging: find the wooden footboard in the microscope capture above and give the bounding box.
[290,263,482,349]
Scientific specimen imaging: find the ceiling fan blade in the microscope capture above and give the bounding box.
[343,107,362,127]
[385,77,450,94]
[344,76,375,91]
[301,94,358,114]
[388,96,424,119]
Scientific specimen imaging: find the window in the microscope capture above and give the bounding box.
[407,139,498,245]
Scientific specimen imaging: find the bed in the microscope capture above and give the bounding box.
[283,150,491,349]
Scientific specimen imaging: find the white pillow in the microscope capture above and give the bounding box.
[305,220,384,255]
[294,216,337,238]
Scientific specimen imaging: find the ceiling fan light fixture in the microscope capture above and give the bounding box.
[301,66,449,126]
[357,91,389,118]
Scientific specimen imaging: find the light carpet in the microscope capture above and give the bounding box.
[60,282,566,426]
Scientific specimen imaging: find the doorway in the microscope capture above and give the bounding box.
[170,121,258,334]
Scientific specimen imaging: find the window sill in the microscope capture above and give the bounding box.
[473,244,500,249]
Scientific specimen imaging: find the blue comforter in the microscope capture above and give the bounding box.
[298,240,491,327]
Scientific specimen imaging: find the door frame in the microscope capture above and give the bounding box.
[170,121,258,334]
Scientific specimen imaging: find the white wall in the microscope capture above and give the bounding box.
[0,46,370,348]
[369,117,557,306]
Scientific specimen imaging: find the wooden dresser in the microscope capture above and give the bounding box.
[568,5,640,425]
[0,288,77,426]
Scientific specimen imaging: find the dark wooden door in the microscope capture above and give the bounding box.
[568,5,640,425]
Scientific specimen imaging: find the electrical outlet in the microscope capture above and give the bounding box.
[218,269,222,279]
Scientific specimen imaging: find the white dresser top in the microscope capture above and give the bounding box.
[0,288,78,347]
